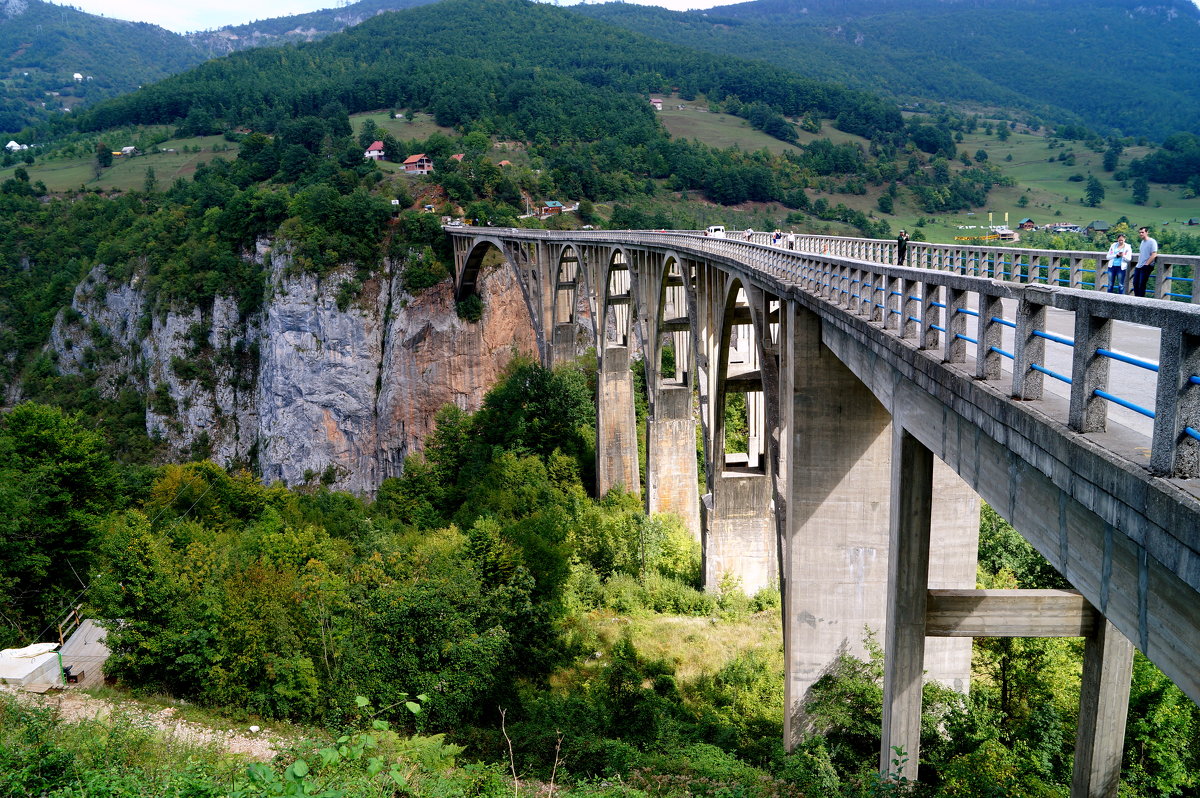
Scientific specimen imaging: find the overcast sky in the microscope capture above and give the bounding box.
[61,0,722,35]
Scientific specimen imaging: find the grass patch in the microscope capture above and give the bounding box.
[0,133,240,192]
[350,110,456,142]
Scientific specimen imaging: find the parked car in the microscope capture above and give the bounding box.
[704,225,726,238]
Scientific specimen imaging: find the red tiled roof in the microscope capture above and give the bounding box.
[402,153,428,164]
[366,140,384,151]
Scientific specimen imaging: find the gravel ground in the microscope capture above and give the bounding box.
[2,685,285,761]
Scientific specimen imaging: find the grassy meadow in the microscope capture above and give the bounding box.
[0,134,239,192]
[349,110,454,142]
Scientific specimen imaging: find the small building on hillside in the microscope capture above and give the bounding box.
[120,146,137,157]
[650,98,663,111]
[1018,218,1036,230]
[498,159,512,167]
[5,140,26,152]
[450,153,464,162]
[543,200,564,215]
[364,140,386,161]
[1188,218,1199,226]
[1084,220,1111,236]
[402,153,433,174]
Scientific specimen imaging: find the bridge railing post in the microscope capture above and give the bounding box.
[1151,326,1200,477]
[1028,253,1044,285]
[1069,256,1086,290]
[885,276,902,332]
[901,279,920,340]
[945,288,968,364]
[1156,260,1173,301]
[1069,305,1112,433]
[977,292,1005,381]
[920,282,939,351]
[1012,287,1050,400]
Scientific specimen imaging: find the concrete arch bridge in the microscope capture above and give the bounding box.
[448,227,1200,796]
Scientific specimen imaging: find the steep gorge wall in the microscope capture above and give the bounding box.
[42,244,537,495]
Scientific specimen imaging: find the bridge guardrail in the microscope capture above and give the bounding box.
[791,233,1200,304]
[449,228,1200,479]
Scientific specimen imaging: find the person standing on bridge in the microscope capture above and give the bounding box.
[786,231,796,250]
[1104,233,1133,294]
[897,229,909,266]
[1132,226,1159,298]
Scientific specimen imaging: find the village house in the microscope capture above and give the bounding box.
[363,140,386,161]
[498,160,512,167]
[1084,220,1111,237]
[1018,218,1036,230]
[450,153,464,162]
[649,98,663,111]
[542,200,564,215]
[402,153,433,174]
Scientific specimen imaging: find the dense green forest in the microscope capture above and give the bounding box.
[576,0,1200,142]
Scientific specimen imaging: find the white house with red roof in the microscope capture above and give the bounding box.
[363,140,386,161]
[402,153,433,174]
[649,98,663,111]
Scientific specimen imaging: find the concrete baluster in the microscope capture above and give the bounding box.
[1012,288,1050,400]
[945,288,968,364]
[1151,327,1200,477]
[920,282,939,351]
[1156,260,1172,300]
[1069,306,1112,433]
[902,279,920,340]
[976,293,1005,381]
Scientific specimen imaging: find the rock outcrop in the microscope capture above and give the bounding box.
[41,244,538,495]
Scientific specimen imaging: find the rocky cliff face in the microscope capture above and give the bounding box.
[42,244,538,495]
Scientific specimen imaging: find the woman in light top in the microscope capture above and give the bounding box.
[1105,233,1133,294]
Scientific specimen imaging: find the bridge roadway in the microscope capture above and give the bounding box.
[448,227,1200,794]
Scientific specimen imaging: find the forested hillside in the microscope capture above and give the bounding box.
[576,0,1200,141]
[0,0,204,132]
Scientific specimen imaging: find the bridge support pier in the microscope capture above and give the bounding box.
[597,346,640,497]
[1072,619,1134,797]
[647,385,701,539]
[783,308,976,747]
[702,472,775,593]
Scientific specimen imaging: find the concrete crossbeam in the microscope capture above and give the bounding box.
[925,589,1096,637]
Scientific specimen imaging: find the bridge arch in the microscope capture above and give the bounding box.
[549,243,596,366]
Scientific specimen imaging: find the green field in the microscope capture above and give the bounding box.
[349,110,455,142]
[886,129,1200,244]
[0,134,240,193]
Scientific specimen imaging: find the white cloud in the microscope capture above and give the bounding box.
[60,0,341,33]
[58,0,727,35]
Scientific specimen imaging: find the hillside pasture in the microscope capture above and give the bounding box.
[0,134,240,192]
[350,110,455,142]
